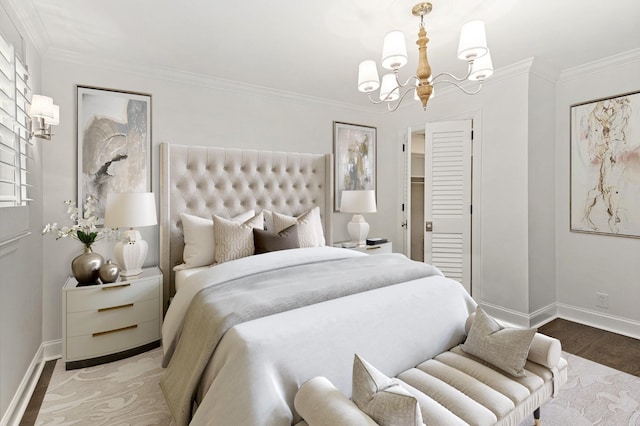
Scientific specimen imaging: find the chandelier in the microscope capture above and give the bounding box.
[357,2,493,111]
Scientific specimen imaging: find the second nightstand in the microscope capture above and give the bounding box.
[333,241,392,255]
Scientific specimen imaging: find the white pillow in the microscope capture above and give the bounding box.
[213,211,264,264]
[175,210,255,271]
[267,206,325,247]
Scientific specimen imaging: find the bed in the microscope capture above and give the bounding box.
[158,143,476,426]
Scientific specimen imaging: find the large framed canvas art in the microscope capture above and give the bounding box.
[333,121,376,211]
[570,91,640,238]
[77,86,151,218]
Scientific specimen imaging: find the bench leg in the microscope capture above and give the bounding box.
[534,407,541,426]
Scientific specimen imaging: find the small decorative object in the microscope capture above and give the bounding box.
[98,259,120,283]
[72,247,104,285]
[43,195,118,285]
[104,192,157,277]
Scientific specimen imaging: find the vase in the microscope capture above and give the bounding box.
[98,259,120,283]
[72,246,104,285]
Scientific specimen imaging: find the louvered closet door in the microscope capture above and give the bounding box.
[424,120,471,293]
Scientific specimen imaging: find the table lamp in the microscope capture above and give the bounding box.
[104,192,157,277]
[340,190,377,245]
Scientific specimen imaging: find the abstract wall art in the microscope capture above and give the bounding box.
[77,86,151,219]
[570,91,640,238]
[333,121,376,211]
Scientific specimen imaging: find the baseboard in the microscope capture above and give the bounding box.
[479,302,532,328]
[43,339,62,361]
[556,303,640,340]
[0,345,44,426]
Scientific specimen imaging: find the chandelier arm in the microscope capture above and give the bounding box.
[395,73,421,89]
[366,88,402,105]
[385,87,421,112]
[432,79,484,95]
[431,61,473,83]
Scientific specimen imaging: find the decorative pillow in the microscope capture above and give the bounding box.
[175,210,255,271]
[253,224,300,254]
[213,212,264,264]
[461,307,537,377]
[352,354,423,426]
[265,206,325,246]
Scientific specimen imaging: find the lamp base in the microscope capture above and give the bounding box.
[347,214,370,245]
[114,229,148,277]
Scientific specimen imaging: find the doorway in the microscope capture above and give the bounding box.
[404,119,474,295]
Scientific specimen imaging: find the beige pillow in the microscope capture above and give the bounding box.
[213,212,264,264]
[461,307,537,377]
[175,210,255,270]
[266,206,325,246]
[352,354,423,426]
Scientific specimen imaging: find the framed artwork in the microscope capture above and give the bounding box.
[333,121,376,211]
[570,90,640,238]
[77,86,152,219]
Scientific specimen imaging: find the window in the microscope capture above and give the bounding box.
[0,30,31,208]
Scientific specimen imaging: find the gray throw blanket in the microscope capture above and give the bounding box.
[159,253,441,425]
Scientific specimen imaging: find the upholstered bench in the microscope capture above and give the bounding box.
[294,310,568,426]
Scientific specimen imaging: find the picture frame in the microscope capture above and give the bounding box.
[570,90,640,238]
[77,85,152,219]
[333,121,377,211]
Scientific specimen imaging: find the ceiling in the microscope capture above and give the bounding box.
[10,0,640,108]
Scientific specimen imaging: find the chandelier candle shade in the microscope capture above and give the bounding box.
[357,2,493,111]
[104,192,157,277]
[340,190,377,245]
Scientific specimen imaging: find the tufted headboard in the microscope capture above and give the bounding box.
[159,143,333,313]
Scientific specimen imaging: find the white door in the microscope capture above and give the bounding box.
[424,120,472,292]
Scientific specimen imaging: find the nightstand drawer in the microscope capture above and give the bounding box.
[65,319,160,361]
[66,298,159,337]
[66,279,160,312]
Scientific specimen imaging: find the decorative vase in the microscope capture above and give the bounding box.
[71,246,104,286]
[99,259,120,283]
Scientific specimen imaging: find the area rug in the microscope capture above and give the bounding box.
[35,350,640,425]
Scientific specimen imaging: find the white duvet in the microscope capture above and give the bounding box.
[161,247,476,425]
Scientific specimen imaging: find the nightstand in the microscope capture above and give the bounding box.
[333,241,392,254]
[62,267,162,370]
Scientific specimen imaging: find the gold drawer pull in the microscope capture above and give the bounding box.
[102,283,131,290]
[366,246,381,250]
[98,303,134,312]
[92,324,137,337]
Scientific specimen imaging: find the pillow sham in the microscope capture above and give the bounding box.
[213,211,264,264]
[253,224,300,254]
[352,354,423,426]
[461,307,537,377]
[264,206,325,246]
[175,210,255,271]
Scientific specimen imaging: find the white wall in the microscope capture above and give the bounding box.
[40,55,393,344]
[555,50,640,337]
[0,2,44,421]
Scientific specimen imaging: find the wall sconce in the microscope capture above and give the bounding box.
[30,95,59,140]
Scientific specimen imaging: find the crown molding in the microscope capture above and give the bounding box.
[2,0,51,55]
[45,48,378,114]
[559,48,640,82]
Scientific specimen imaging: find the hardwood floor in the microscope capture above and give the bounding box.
[18,318,640,424]
[539,318,640,377]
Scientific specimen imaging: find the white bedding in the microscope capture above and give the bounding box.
[161,247,476,425]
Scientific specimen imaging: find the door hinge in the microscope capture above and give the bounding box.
[401,203,405,212]
[471,130,474,140]
[402,143,405,152]
[470,204,473,214]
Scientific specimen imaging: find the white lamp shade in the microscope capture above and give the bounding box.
[469,50,494,81]
[358,60,380,93]
[30,95,54,119]
[104,192,157,228]
[379,74,399,102]
[457,20,488,61]
[44,104,59,125]
[381,31,408,70]
[340,190,377,213]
